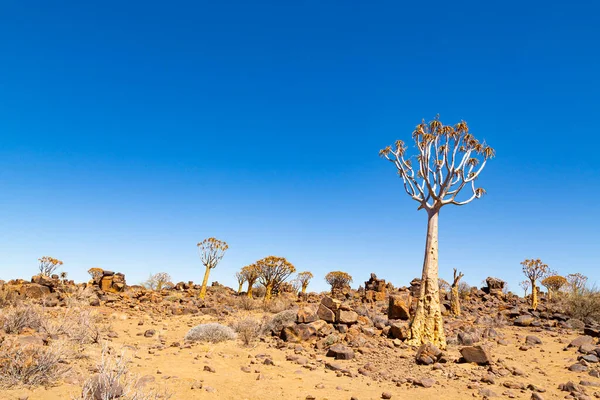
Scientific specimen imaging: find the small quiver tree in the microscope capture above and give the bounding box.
[235,272,246,295]
[87,267,104,284]
[566,273,588,295]
[519,280,531,297]
[521,259,549,310]
[380,116,494,349]
[450,268,464,317]
[296,271,313,295]
[541,275,567,301]
[241,264,259,298]
[197,237,228,299]
[324,271,353,295]
[38,256,63,277]
[255,256,296,301]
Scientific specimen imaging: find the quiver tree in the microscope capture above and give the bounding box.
[241,264,259,298]
[521,258,549,310]
[541,275,567,300]
[296,271,314,294]
[519,280,531,297]
[197,237,228,299]
[567,273,588,295]
[255,256,296,301]
[450,268,464,317]
[380,116,494,349]
[235,271,246,294]
[38,256,63,276]
[324,271,353,295]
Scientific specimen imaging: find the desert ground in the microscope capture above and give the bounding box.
[1,272,599,400]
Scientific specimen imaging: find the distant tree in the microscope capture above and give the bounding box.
[521,258,549,310]
[296,271,314,294]
[143,272,173,291]
[235,271,246,295]
[255,256,296,301]
[59,271,68,283]
[519,280,531,297]
[38,256,63,277]
[541,275,567,300]
[457,281,471,299]
[241,264,260,298]
[197,237,228,299]
[566,273,588,295]
[438,278,451,293]
[450,269,464,317]
[324,271,353,295]
[380,116,494,349]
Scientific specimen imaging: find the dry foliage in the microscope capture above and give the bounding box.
[142,272,173,291]
[184,323,237,343]
[232,316,263,346]
[1,303,42,334]
[0,342,69,388]
[79,345,172,400]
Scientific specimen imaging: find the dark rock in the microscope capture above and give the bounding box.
[460,345,493,365]
[326,344,354,360]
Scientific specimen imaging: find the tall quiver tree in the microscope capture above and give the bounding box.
[380,116,494,349]
[197,237,228,299]
[450,268,464,317]
[297,271,313,294]
[521,258,549,310]
[256,256,296,301]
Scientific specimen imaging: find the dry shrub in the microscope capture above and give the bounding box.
[563,286,600,323]
[232,317,263,346]
[263,309,296,335]
[252,285,266,298]
[0,342,69,388]
[262,298,291,314]
[1,304,42,334]
[0,284,18,308]
[79,345,172,400]
[237,296,257,311]
[40,307,101,344]
[184,323,237,343]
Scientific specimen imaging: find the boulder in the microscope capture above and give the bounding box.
[297,308,318,323]
[514,315,535,327]
[389,322,408,340]
[416,343,442,365]
[388,293,411,320]
[321,296,341,311]
[326,344,354,360]
[317,304,335,323]
[460,345,493,365]
[20,283,51,299]
[336,310,358,325]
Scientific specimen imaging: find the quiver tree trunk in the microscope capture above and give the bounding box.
[531,280,538,310]
[450,268,464,317]
[247,282,254,298]
[237,283,243,294]
[450,286,460,317]
[301,284,308,294]
[265,283,274,301]
[407,210,446,349]
[199,266,211,299]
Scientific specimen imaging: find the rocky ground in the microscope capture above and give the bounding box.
[1,271,600,400]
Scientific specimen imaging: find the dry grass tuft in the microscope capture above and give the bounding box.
[1,304,42,334]
[232,317,263,346]
[0,342,69,388]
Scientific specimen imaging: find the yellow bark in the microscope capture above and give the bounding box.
[199,266,211,299]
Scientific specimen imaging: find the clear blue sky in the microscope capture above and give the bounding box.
[1,1,598,293]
